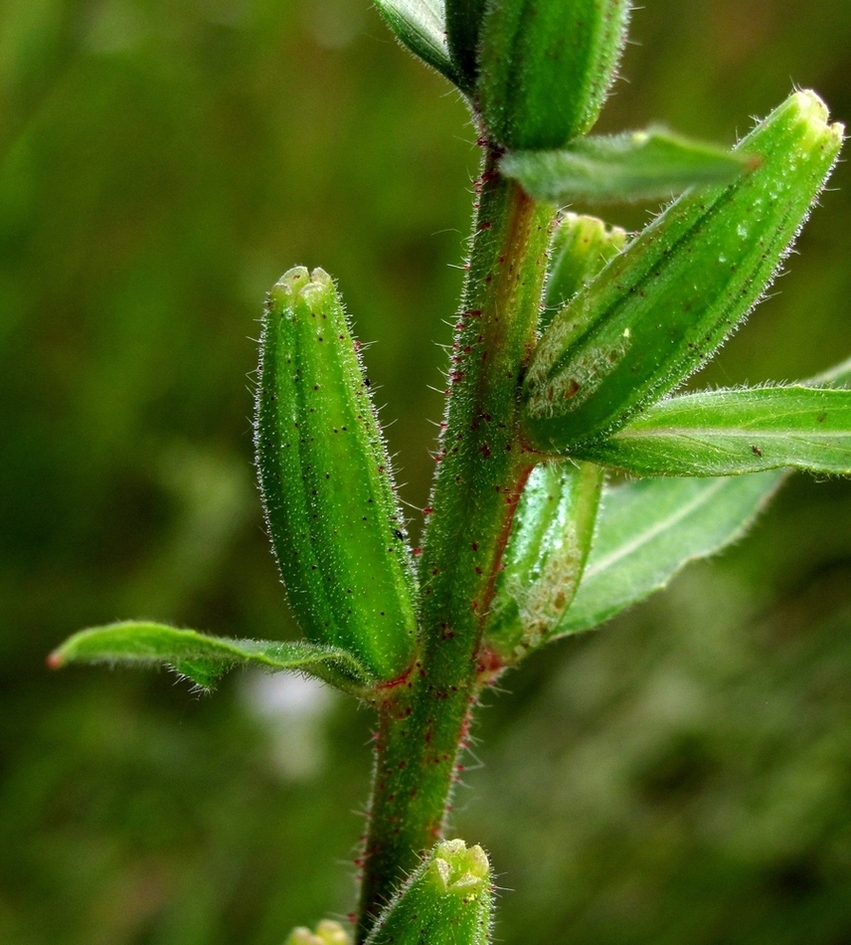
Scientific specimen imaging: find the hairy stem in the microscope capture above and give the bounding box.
[355,147,554,940]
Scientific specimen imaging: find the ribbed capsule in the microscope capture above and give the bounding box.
[485,461,602,666]
[522,91,845,453]
[255,267,417,683]
[483,214,616,668]
[477,0,631,150]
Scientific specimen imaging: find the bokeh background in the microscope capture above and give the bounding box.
[2,1,851,943]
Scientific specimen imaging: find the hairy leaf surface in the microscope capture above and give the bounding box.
[501,127,752,204]
[50,622,373,692]
[374,0,458,84]
[557,472,785,636]
[576,386,851,476]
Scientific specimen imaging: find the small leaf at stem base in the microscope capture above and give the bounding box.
[49,621,374,693]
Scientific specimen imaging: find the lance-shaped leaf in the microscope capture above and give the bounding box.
[485,461,602,665]
[365,839,493,945]
[522,90,844,453]
[48,622,374,693]
[501,127,755,204]
[373,0,459,85]
[556,471,787,636]
[477,0,631,150]
[575,385,851,477]
[554,354,851,636]
[543,212,626,333]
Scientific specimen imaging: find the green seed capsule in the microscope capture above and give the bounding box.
[485,460,602,665]
[255,267,417,683]
[483,213,615,667]
[365,840,493,945]
[477,0,631,150]
[523,90,844,453]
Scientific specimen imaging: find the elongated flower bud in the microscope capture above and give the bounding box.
[255,267,417,683]
[477,0,631,149]
[522,90,844,453]
[365,840,493,945]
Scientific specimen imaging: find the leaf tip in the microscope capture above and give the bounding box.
[46,650,64,670]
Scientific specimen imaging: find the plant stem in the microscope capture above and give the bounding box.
[355,147,554,940]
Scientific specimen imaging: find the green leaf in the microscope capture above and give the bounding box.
[575,386,851,476]
[49,622,374,693]
[556,472,786,636]
[365,839,493,945]
[556,353,851,635]
[522,90,844,453]
[501,127,754,204]
[373,0,459,85]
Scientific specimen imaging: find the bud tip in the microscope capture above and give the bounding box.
[431,839,491,895]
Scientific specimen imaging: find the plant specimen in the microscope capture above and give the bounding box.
[50,1,850,942]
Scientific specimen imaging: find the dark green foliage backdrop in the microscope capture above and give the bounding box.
[1,1,850,943]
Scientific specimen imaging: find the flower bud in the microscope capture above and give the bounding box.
[365,840,493,945]
[522,91,844,452]
[477,0,631,149]
[255,268,417,682]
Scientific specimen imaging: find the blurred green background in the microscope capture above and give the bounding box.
[2,1,851,943]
